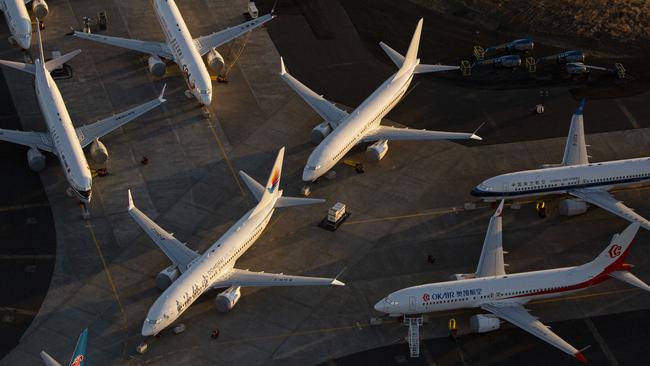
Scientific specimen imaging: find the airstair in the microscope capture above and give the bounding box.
[404,315,424,357]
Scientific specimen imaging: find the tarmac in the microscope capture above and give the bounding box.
[0,0,649,365]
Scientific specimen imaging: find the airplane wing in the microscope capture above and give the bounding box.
[194,13,275,56]
[361,125,481,142]
[76,86,166,148]
[481,302,586,363]
[569,188,650,230]
[475,200,506,277]
[127,191,199,272]
[561,99,589,166]
[0,129,55,153]
[279,57,349,129]
[211,268,344,288]
[73,31,174,60]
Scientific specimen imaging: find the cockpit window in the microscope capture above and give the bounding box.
[306,165,321,171]
[147,318,162,325]
[199,89,210,95]
[385,297,399,305]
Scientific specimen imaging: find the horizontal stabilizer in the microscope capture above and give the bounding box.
[609,270,650,292]
[379,41,405,68]
[45,49,81,72]
[414,63,459,74]
[275,196,325,208]
[239,170,264,202]
[0,59,35,74]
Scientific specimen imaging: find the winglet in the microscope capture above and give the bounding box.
[271,0,279,14]
[471,122,485,141]
[331,279,345,286]
[280,57,286,75]
[159,84,167,102]
[494,200,505,217]
[576,98,586,116]
[127,189,134,211]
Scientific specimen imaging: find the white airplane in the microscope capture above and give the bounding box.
[0,21,165,206]
[128,147,345,336]
[472,99,650,230]
[280,18,482,182]
[1,0,48,50]
[374,201,650,363]
[40,328,87,366]
[73,0,275,107]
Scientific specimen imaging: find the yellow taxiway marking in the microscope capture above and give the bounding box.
[204,117,246,197]
[84,220,129,340]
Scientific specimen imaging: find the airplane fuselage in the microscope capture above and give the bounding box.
[1,0,31,49]
[142,197,277,336]
[34,60,92,203]
[302,65,416,181]
[376,262,609,316]
[472,158,650,200]
[153,0,211,106]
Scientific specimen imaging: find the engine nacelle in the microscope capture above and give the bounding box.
[470,314,501,333]
[214,286,241,312]
[494,55,521,68]
[449,273,476,281]
[565,62,588,75]
[206,48,225,74]
[559,199,588,216]
[31,0,49,20]
[155,265,180,290]
[486,39,534,53]
[310,122,332,145]
[89,139,108,163]
[365,139,389,162]
[147,55,166,77]
[556,50,585,64]
[27,147,46,171]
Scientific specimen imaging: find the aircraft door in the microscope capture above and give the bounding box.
[409,296,416,312]
[502,182,509,194]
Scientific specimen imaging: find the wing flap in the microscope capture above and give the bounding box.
[569,189,650,230]
[73,32,173,60]
[476,200,506,277]
[481,303,582,358]
[195,13,275,56]
[211,268,344,288]
[362,125,481,142]
[0,128,54,153]
[127,191,198,272]
[279,58,348,129]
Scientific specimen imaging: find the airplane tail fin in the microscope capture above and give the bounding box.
[587,223,639,271]
[68,328,88,366]
[561,99,589,166]
[381,19,458,77]
[243,147,324,215]
[35,19,45,65]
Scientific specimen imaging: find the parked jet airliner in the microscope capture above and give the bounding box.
[1,0,49,49]
[280,18,482,183]
[0,21,165,208]
[74,0,274,107]
[375,201,650,362]
[128,147,344,336]
[40,328,87,366]
[472,100,650,230]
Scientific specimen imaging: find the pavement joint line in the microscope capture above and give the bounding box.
[0,307,38,316]
[204,115,247,197]
[0,255,54,260]
[0,202,50,212]
[615,99,640,129]
[583,317,620,366]
[84,220,129,354]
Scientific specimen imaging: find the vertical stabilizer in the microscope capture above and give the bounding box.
[248,147,284,216]
[561,99,589,166]
[403,18,423,69]
[68,328,88,366]
[588,223,639,270]
[35,19,45,66]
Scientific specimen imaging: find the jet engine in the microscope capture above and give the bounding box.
[155,265,180,290]
[89,139,108,163]
[365,139,388,162]
[493,55,521,68]
[214,286,241,312]
[449,273,476,281]
[206,48,225,74]
[470,314,501,333]
[559,199,588,217]
[31,0,49,20]
[27,147,46,171]
[486,39,534,53]
[147,55,166,77]
[311,122,332,145]
[565,62,588,75]
[555,50,585,64]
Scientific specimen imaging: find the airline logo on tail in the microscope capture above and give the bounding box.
[268,169,280,193]
[608,244,622,258]
[70,354,84,366]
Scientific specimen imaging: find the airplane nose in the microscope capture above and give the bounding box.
[373,299,386,313]
[141,323,154,337]
[302,168,315,182]
[200,92,212,106]
[470,187,482,197]
[17,37,30,50]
